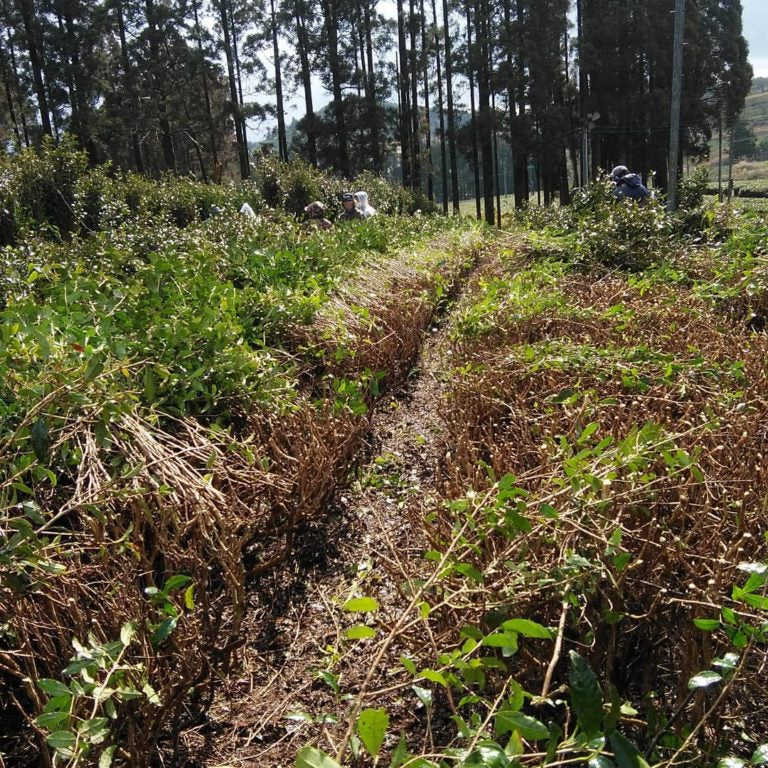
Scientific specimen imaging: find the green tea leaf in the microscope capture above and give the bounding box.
[99,745,117,768]
[31,417,50,464]
[142,683,161,705]
[342,597,379,613]
[420,668,447,686]
[356,707,389,760]
[687,670,722,689]
[35,711,69,730]
[78,716,109,744]
[495,711,549,740]
[569,651,603,736]
[346,624,376,640]
[295,746,342,768]
[712,653,739,671]
[37,678,72,698]
[483,632,519,653]
[500,618,552,639]
[412,685,433,710]
[463,742,512,766]
[150,617,178,648]
[589,758,617,768]
[693,618,720,631]
[120,622,137,646]
[163,574,192,593]
[390,733,409,768]
[751,744,768,765]
[608,731,650,768]
[46,729,76,753]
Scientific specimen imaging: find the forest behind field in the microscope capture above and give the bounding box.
[0,0,755,219]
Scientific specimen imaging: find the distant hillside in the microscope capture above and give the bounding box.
[741,84,768,141]
[704,80,768,183]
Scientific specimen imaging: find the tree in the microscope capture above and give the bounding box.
[731,117,756,160]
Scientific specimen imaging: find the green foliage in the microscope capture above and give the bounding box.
[677,167,710,211]
[0,144,481,768]
[357,707,389,761]
[34,623,160,767]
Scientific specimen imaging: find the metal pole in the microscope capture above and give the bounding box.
[667,0,685,212]
[717,108,723,202]
[728,123,735,200]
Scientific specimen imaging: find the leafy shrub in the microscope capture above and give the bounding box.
[677,166,709,210]
[0,136,89,241]
[518,178,675,271]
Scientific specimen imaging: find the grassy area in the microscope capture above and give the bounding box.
[704,193,768,211]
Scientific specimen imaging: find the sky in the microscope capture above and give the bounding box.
[742,0,768,77]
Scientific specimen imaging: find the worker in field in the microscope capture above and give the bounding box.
[338,192,364,221]
[303,200,333,231]
[610,166,649,203]
[354,190,377,218]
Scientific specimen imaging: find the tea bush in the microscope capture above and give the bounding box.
[0,144,423,246]
[0,145,482,767]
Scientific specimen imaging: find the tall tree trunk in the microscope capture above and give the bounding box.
[363,0,382,172]
[465,0,481,219]
[0,35,23,149]
[321,0,350,176]
[59,3,96,160]
[192,0,219,174]
[219,0,249,178]
[270,0,288,161]
[230,8,249,163]
[442,0,459,212]
[420,0,433,201]
[408,0,421,192]
[16,0,52,137]
[295,0,317,167]
[492,89,501,225]
[55,12,80,143]
[514,0,528,208]
[431,0,448,212]
[502,0,519,204]
[476,0,494,225]
[145,0,176,172]
[576,0,586,187]
[3,17,31,147]
[115,0,143,173]
[354,14,364,100]
[396,0,411,188]
[40,44,60,141]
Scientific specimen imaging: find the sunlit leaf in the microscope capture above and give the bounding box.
[342,597,379,613]
[345,625,376,640]
[500,618,552,639]
[356,707,388,760]
[295,746,342,768]
[687,670,722,689]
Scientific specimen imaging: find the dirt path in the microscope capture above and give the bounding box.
[182,271,470,767]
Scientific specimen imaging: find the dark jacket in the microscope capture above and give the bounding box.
[339,207,364,221]
[613,173,649,202]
